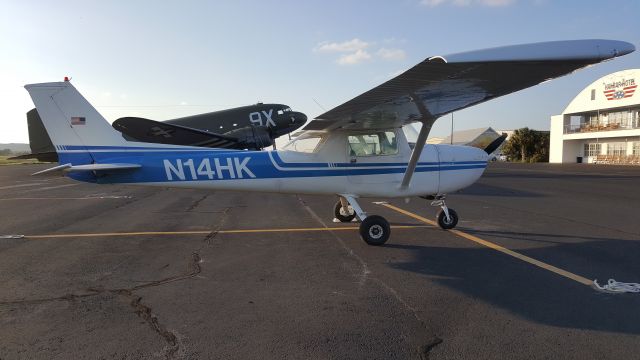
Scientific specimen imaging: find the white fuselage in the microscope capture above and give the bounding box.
[87,129,489,198]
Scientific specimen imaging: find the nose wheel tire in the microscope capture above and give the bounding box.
[359,215,390,246]
[334,200,356,222]
[436,208,458,229]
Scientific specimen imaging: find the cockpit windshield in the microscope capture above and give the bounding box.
[283,135,323,153]
[277,107,292,116]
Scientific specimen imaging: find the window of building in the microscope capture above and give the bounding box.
[584,143,601,157]
[591,89,595,100]
[606,110,632,128]
[633,142,640,155]
[348,131,398,156]
[607,142,627,156]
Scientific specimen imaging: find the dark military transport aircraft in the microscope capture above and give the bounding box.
[15,103,307,161]
[113,103,306,149]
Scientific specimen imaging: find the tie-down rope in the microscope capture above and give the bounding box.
[594,279,640,293]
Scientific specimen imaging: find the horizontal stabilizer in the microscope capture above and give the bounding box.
[32,163,141,176]
[32,163,72,175]
[65,163,142,172]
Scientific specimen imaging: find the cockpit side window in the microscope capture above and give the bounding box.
[348,131,398,156]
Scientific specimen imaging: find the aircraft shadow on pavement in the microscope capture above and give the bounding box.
[385,238,640,334]
[465,229,634,245]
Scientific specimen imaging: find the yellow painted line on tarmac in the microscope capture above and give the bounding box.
[27,231,212,239]
[380,203,593,286]
[0,197,113,201]
[0,183,45,190]
[25,225,429,239]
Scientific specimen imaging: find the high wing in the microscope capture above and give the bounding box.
[302,39,635,188]
[113,117,243,149]
[304,39,635,131]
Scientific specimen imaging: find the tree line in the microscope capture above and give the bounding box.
[501,128,550,163]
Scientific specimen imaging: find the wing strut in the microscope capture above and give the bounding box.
[400,121,432,189]
[400,93,436,189]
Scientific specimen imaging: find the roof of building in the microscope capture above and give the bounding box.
[426,137,444,144]
[440,127,500,146]
[561,68,639,115]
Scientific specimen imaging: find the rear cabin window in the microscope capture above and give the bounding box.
[348,131,398,156]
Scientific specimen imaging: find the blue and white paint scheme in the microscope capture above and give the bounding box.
[25,39,634,245]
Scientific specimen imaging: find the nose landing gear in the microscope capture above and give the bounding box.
[334,198,356,222]
[428,195,458,229]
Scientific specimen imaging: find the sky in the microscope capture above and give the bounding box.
[1,0,639,144]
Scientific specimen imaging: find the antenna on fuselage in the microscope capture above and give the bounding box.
[312,98,326,112]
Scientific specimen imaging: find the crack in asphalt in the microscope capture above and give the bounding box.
[0,251,202,359]
[186,194,209,212]
[129,294,179,358]
[0,252,202,304]
[201,206,231,246]
[0,198,234,358]
[420,337,443,360]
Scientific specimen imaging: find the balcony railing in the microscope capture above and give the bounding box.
[564,122,640,134]
[592,154,640,165]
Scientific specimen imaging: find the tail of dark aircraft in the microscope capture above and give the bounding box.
[15,108,58,162]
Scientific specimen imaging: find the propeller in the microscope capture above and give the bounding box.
[483,133,507,155]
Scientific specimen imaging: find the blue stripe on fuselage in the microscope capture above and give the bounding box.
[55,146,486,184]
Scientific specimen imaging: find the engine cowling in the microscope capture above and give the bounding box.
[224,126,273,150]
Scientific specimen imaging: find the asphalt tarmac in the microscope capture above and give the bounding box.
[1,162,639,359]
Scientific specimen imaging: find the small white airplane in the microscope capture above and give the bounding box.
[25,39,634,245]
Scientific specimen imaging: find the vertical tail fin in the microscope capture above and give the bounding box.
[25,81,146,181]
[24,81,127,151]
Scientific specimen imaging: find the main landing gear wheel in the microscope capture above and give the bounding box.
[436,208,458,229]
[359,215,391,246]
[334,200,356,222]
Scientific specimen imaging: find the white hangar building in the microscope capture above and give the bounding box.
[550,69,640,164]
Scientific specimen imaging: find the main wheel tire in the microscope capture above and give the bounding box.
[334,200,356,222]
[359,215,391,246]
[437,208,458,229]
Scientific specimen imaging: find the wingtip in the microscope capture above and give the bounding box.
[444,39,636,63]
[613,41,635,57]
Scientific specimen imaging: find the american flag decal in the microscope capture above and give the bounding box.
[71,116,86,125]
[603,79,637,100]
